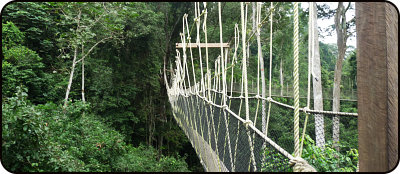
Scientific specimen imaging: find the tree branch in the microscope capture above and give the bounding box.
[76,7,82,32]
[344,2,351,13]
[80,36,113,61]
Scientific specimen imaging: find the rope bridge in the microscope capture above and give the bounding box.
[165,2,358,172]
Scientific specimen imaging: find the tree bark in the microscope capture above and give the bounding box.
[332,2,349,151]
[310,2,325,148]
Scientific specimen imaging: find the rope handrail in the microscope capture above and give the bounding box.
[206,87,358,116]
[186,88,359,117]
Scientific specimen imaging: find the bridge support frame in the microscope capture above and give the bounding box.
[356,2,398,172]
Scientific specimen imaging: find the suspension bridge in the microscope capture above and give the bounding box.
[163,2,396,172]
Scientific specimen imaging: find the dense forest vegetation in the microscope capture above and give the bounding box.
[2,2,357,172]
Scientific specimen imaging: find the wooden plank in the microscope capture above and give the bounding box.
[176,43,229,48]
[385,2,398,171]
[356,2,398,172]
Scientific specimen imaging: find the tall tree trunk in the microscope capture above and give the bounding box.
[256,2,267,145]
[333,2,350,151]
[310,2,325,148]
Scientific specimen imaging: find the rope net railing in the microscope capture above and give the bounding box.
[226,82,358,101]
[166,2,358,172]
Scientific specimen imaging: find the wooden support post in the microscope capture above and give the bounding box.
[356,2,398,172]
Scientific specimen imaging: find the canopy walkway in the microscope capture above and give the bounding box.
[165,2,358,172]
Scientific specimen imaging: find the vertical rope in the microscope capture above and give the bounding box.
[194,3,210,170]
[203,5,211,101]
[251,2,261,167]
[184,15,196,95]
[184,14,206,169]
[293,2,300,158]
[231,24,240,172]
[242,2,257,171]
[201,4,215,171]
[265,2,273,138]
[181,15,191,90]
[209,58,220,171]
[230,24,239,99]
[196,2,205,97]
[219,2,225,105]
[300,2,314,156]
[241,2,249,122]
[196,6,211,170]
[268,2,273,99]
[218,3,234,171]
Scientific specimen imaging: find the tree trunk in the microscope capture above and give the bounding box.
[287,82,289,96]
[256,2,267,145]
[310,2,325,148]
[333,2,349,151]
[64,9,81,109]
[81,45,85,103]
[64,46,78,108]
[280,58,283,96]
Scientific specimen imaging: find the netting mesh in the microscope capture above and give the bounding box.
[169,87,358,172]
[167,2,358,172]
[170,90,292,171]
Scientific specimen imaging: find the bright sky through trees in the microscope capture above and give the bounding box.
[300,2,356,48]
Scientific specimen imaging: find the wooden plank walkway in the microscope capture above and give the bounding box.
[186,125,229,172]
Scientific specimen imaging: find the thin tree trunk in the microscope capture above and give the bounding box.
[64,9,81,109]
[280,58,283,96]
[64,36,111,108]
[310,2,325,148]
[82,45,85,103]
[64,47,78,108]
[287,82,289,96]
[159,133,163,157]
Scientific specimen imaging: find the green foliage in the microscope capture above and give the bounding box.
[261,148,292,172]
[114,145,189,172]
[2,21,25,49]
[2,22,46,103]
[2,2,62,65]
[2,89,189,172]
[301,134,358,172]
